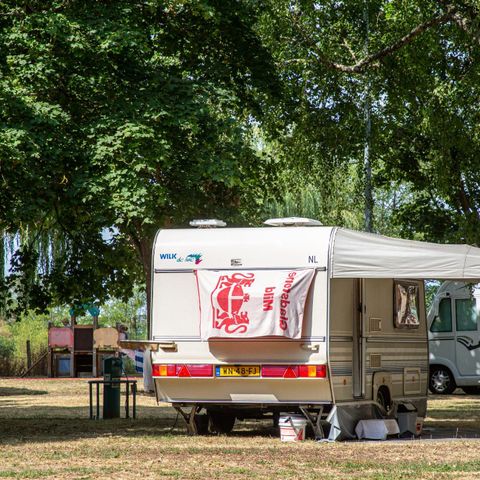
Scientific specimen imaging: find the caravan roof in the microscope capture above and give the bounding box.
[153,226,480,280]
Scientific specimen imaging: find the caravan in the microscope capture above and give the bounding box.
[138,218,480,439]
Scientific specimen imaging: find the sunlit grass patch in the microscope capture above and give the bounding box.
[1,379,480,479]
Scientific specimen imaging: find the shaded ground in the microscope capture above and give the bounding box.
[1,379,480,479]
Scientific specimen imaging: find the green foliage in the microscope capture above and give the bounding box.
[2,0,480,319]
[258,0,480,241]
[7,310,50,361]
[425,280,442,312]
[0,227,141,316]
[265,164,364,229]
[98,286,147,340]
[0,334,14,358]
[0,289,144,372]
[0,0,280,315]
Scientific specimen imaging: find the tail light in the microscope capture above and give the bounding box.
[152,364,213,377]
[261,365,327,378]
[183,364,213,377]
[261,365,294,378]
[152,364,326,378]
[152,364,176,377]
[299,365,326,378]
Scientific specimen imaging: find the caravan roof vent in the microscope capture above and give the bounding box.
[264,217,323,227]
[189,219,227,228]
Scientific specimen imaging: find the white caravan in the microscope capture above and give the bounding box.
[134,219,480,439]
[428,281,480,394]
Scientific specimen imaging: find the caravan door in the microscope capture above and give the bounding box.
[352,279,365,398]
[454,296,480,376]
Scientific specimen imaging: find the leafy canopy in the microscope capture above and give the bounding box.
[0,0,280,314]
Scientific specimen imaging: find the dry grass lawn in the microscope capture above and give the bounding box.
[1,378,480,479]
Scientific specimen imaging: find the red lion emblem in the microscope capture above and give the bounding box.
[210,273,255,334]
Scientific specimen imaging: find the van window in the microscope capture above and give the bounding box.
[430,298,452,332]
[456,298,478,332]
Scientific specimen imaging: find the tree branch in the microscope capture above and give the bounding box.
[291,5,458,74]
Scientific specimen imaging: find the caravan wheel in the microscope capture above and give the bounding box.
[429,367,456,394]
[193,414,209,435]
[207,411,236,434]
[376,386,391,412]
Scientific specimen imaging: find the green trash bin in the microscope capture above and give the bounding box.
[103,356,122,419]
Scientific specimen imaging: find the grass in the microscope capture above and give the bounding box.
[1,379,480,479]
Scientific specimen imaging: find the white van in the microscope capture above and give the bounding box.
[428,281,480,394]
[126,219,480,439]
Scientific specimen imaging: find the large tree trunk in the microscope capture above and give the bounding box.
[138,237,153,340]
[129,225,154,339]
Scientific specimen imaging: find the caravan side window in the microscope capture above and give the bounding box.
[456,299,478,332]
[430,298,452,332]
[394,281,420,328]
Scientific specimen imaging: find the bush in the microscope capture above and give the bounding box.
[0,334,14,357]
[9,311,49,362]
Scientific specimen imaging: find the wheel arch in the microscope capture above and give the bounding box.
[372,372,393,411]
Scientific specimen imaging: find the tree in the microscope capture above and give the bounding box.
[4,0,480,324]
[376,1,480,243]
[0,1,281,323]
[257,0,480,238]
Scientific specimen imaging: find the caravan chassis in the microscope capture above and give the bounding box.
[172,403,328,438]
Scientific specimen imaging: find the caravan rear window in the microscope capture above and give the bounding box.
[456,298,478,332]
[430,298,452,332]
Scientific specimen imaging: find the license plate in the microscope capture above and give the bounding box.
[216,365,260,377]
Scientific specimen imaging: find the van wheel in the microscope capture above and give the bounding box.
[462,386,480,395]
[429,367,456,394]
[207,411,236,434]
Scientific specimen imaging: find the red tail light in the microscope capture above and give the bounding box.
[283,367,298,378]
[152,364,325,378]
[261,365,293,377]
[184,364,213,377]
[298,365,327,378]
[152,364,213,377]
[178,365,190,377]
[262,365,326,378]
[152,364,176,377]
[284,366,298,378]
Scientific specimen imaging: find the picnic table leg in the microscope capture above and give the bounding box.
[89,383,93,419]
[126,382,130,419]
[133,382,136,419]
[96,383,100,420]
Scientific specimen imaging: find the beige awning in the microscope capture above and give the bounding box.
[331,228,480,279]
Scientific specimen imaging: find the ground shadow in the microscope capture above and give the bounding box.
[0,404,280,446]
[1,409,479,445]
[0,387,48,396]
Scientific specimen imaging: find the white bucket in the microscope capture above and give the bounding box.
[279,414,308,442]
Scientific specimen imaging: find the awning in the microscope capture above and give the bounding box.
[331,228,480,279]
